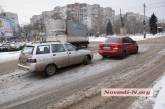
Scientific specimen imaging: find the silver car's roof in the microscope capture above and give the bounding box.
[25,41,69,46]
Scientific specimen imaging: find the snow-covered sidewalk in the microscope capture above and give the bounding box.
[129,73,165,109]
[0,51,20,64]
[153,75,165,109]
[89,33,165,42]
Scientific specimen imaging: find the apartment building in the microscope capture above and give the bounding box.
[30,3,115,35]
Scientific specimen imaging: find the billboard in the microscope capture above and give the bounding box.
[0,17,13,37]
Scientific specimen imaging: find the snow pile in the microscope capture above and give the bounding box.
[128,74,165,109]
[130,33,165,41]
[153,75,165,109]
[0,51,20,64]
[89,33,165,42]
[89,36,106,42]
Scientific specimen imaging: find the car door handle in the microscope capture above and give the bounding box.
[53,54,56,56]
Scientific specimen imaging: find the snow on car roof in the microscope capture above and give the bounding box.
[25,41,67,46]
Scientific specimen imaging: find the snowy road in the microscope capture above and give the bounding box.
[0,37,165,109]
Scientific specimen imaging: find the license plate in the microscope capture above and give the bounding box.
[103,47,110,50]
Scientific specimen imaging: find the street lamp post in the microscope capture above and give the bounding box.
[143,3,146,38]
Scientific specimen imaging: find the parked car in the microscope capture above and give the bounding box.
[99,36,138,58]
[0,45,6,50]
[0,42,24,52]
[18,41,93,76]
[0,43,11,51]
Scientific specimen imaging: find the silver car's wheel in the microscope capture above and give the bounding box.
[45,64,56,76]
[83,56,91,65]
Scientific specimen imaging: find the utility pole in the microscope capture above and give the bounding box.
[143,3,146,38]
[163,18,165,34]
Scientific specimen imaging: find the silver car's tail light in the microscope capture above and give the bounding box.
[27,58,37,63]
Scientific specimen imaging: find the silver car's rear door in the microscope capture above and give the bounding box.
[35,45,53,71]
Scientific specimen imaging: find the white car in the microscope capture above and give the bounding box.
[18,41,93,76]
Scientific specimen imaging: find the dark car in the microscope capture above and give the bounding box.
[99,36,138,58]
[0,43,23,52]
[0,44,11,51]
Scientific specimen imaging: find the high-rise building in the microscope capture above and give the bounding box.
[30,3,115,35]
[66,3,88,23]
[30,15,42,26]
[103,7,115,24]
[66,3,115,34]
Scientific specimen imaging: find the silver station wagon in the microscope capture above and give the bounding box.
[18,41,93,76]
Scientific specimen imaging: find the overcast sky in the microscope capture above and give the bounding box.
[0,0,165,25]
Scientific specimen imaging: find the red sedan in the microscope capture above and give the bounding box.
[99,36,138,58]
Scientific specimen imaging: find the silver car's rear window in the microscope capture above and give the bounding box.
[22,46,34,54]
[36,45,50,54]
